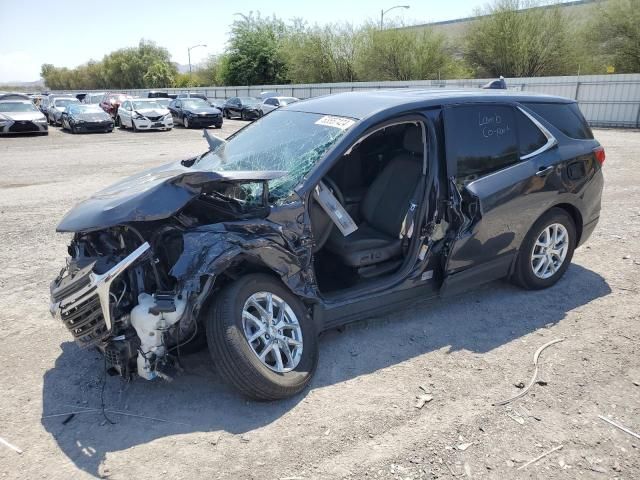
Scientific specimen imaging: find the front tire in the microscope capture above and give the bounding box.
[512,208,576,290]
[206,273,318,400]
[183,116,190,128]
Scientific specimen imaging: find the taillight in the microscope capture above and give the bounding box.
[594,146,605,166]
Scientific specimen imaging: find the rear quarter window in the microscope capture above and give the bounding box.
[516,110,547,157]
[523,102,593,140]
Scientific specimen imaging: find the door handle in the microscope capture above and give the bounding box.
[535,166,554,177]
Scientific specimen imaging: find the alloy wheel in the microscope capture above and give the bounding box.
[530,223,569,279]
[241,292,303,373]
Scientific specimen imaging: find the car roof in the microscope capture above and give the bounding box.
[285,89,574,120]
[0,99,32,104]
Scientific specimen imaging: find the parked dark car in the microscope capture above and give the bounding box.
[222,96,262,120]
[49,90,603,401]
[167,98,222,128]
[61,104,114,133]
[148,91,171,99]
[100,92,130,120]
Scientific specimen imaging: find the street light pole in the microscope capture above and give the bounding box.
[188,44,207,77]
[380,5,410,29]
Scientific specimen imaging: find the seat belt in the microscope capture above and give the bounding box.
[399,183,422,254]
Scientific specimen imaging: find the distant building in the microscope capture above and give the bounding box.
[401,0,601,40]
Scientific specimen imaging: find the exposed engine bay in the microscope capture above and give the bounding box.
[50,224,205,380]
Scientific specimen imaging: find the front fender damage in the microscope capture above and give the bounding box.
[171,220,317,300]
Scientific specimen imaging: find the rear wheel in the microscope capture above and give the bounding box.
[206,273,318,400]
[512,208,576,290]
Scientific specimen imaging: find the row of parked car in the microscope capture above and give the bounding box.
[0,90,299,135]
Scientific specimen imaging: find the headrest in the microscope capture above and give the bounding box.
[403,126,423,154]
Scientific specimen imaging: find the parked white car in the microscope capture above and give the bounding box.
[260,96,299,116]
[117,99,173,131]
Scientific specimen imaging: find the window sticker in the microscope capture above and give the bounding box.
[315,115,355,130]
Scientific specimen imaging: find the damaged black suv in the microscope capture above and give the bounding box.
[50,90,604,400]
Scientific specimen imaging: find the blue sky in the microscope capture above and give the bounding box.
[0,0,568,82]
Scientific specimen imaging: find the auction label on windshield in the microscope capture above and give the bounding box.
[315,115,355,130]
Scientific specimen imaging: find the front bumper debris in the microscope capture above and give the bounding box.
[49,242,150,348]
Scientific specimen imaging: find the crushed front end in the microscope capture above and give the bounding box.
[50,226,203,380]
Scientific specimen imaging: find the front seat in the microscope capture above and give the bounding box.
[326,126,424,268]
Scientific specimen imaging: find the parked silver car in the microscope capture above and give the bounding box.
[260,96,299,116]
[48,96,80,126]
[83,92,106,104]
[0,99,48,135]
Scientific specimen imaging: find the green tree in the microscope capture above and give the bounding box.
[464,0,578,77]
[356,23,468,80]
[143,61,176,88]
[584,0,640,73]
[41,39,178,90]
[222,12,289,85]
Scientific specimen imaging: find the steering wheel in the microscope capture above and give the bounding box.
[309,176,345,253]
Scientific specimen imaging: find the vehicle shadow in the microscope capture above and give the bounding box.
[41,263,610,477]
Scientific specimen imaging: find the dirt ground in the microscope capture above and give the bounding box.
[0,123,638,480]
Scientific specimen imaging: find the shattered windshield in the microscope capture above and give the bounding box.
[197,110,355,201]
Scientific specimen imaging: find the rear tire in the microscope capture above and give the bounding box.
[512,208,576,290]
[206,273,318,400]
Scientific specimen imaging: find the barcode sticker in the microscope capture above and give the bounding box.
[315,115,355,130]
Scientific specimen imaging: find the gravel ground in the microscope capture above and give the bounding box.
[0,124,638,480]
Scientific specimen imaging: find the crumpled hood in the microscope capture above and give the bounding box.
[135,108,169,117]
[56,160,285,233]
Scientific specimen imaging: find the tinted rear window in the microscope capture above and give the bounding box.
[523,102,593,140]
